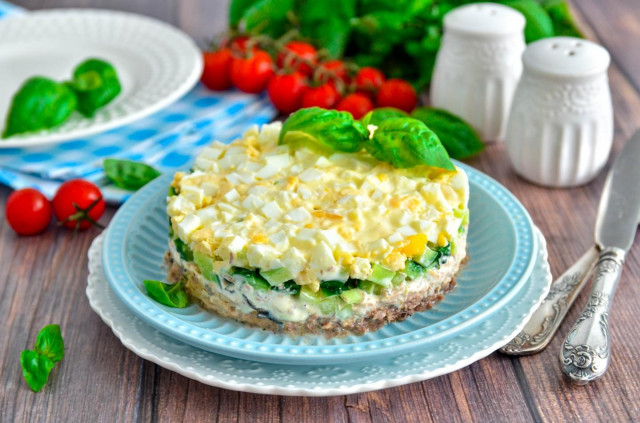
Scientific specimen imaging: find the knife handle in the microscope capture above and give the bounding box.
[500,247,599,355]
[560,247,625,385]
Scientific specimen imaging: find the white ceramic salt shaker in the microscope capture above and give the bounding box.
[504,37,612,187]
[430,3,525,142]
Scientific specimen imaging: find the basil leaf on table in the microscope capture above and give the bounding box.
[366,117,455,170]
[361,107,408,127]
[143,280,189,308]
[20,350,55,393]
[34,324,65,363]
[411,107,485,160]
[104,159,161,191]
[67,58,121,118]
[19,324,65,392]
[2,77,77,139]
[501,0,554,42]
[279,107,368,154]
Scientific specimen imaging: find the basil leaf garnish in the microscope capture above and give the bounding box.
[411,107,485,160]
[361,107,408,127]
[2,77,77,139]
[366,117,455,170]
[143,280,189,308]
[279,107,368,155]
[104,158,161,191]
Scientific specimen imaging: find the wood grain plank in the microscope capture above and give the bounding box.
[2,0,640,422]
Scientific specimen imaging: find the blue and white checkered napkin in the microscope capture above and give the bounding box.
[0,1,276,203]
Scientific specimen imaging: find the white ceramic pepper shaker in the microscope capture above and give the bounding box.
[504,37,612,187]
[430,3,525,142]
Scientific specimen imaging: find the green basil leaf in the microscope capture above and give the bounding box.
[540,0,584,38]
[271,280,301,295]
[367,117,455,170]
[143,280,189,308]
[104,158,161,191]
[67,58,121,118]
[34,324,65,364]
[20,350,55,392]
[411,107,485,159]
[229,0,259,27]
[298,0,356,57]
[501,0,554,42]
[242,0,293,37]
[320,280,348,297]
[361,108,408,127]
[279,107,368,155]
[2,77,77,139]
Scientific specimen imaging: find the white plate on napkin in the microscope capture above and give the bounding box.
[0,9,202,148]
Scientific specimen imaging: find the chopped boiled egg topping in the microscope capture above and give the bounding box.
[168,122,469,288]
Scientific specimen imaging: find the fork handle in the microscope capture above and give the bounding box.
[560,247,625,385]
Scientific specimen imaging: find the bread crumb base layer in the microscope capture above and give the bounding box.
[165,252,463,338]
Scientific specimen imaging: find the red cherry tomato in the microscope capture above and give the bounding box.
[277,41,317,76]
[336,93,375,119]
[201,49,233,91]
[52,180,105,231]
[376,79,418,113]
[230,50,275,93]
[229,36,252,54]
[317,60,349,84]
[301,83,341,109]
[267,72,308,114]
[5,188,52,236]
[355,67,386,97]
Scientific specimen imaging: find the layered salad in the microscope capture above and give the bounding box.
[165,108,469,336]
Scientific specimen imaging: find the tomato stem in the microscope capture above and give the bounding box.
[57,196,105,232]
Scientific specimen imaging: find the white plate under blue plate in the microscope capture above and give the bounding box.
[88,230,551,396]
[102,162,538,365]
[0,9,202,148]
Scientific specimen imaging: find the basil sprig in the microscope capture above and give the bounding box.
[20,324,65,392]
[411,107,485,160]
[104,158,161,191]
[279,107,455,170]
[144,280,189,308]
[2,77,77,139]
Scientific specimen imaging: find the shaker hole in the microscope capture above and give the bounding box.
[551,43,559,49]
[574,42,582,47]
[568,50,576,56]
[490,9,497,15]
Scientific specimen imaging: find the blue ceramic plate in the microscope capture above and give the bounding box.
[102,162,537,365]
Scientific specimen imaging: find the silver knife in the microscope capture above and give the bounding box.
[560,129,640,385]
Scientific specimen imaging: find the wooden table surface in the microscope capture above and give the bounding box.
[2,0,640,422]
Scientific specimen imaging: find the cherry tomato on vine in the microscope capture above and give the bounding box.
[201,49,233,91]
[376,79,418,113]
[355,67,386,97]
[317,60,349,84]
[229,36,253,54]
[5,188,52,236]
[336,93,375,119]
[277,41,317,76]
[230,50,275,93]
[52,180,105,231]
[301,83,341,109]
[267,72,308,114]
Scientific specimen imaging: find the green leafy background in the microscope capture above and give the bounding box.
[230,0,582,88]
